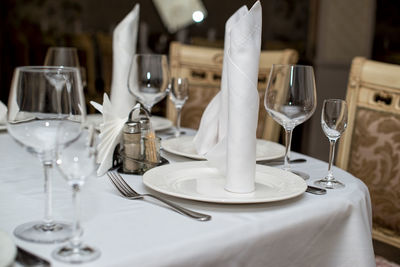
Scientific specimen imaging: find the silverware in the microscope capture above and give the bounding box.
[107,171,211,221]
[306,185,327,195]
[16,246,51,266]
[257,158,307,166]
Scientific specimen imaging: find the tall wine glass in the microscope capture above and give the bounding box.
[44,47,87,88]
[127,54,170,114]
[314,99,348,189]
[52,126,100,263]
[264,64,317,179]
[7,66,86,243]
[169,77,189,137]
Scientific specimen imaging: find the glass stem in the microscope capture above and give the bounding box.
[71,184,82,249]
[283,128,293,171]
[175,107,182,137]
[326,139,337,181]
[43,161,54,228]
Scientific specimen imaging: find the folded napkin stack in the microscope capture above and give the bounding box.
[193,1,262,193]
[0,101,6,124]
[90,4,140,175]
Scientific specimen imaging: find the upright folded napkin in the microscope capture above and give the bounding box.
[193,1,262,193]
[0,101,6,124]
[110,4,140,118]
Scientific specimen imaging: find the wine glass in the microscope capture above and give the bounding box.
[7,66,85,243]
[264,64,317,179]
[314,99,348,189]
[52,126,100,263]
[169,77,189,137]
[44,46,87,88]
[127,54,170,114]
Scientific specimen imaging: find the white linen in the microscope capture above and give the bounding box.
[0,101,6,124]
[0,132,376,267]
[110,4,140,118]
[193,1,262,193]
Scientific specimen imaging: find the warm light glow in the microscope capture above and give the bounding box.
[192,11,204,23]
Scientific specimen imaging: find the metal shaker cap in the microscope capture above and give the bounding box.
[139,117,150,131]
[123,120,141,134]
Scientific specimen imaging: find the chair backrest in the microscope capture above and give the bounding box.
[167,41,298,141]
[337,57,400,249]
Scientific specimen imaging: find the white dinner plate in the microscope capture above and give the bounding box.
[86,114,173,131]
[0,124,6,131]
[0,230,16,267]
[161,136,285,160]
[143,161,307,204]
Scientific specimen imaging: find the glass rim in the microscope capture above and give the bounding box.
[271,64,314,69]
[16,66,81,73]
[46,46,78,51]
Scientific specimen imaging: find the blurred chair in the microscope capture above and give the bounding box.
[337,57,400,250]
[167,41,298,142]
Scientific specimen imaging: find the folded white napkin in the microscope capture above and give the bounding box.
[110,4,140,118]
[0,101,6,124]
[91,94,140,176]
[193,1,262,193]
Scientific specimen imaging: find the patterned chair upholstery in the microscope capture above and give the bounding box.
[167,41,298,142]
[337,57,400,249]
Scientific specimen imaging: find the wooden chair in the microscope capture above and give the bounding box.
[337,57,400,250]
[167,41,298,142]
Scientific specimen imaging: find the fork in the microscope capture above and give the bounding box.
[107,172,211,221]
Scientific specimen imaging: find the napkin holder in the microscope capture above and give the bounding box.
[114,106,168,175]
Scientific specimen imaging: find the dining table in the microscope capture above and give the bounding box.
[0,127,376,267]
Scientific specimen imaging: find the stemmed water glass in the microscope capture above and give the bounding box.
[264,64,317,179]
[7,66,85,243]
[169,77,189,137]
[314,99,348,189]
[127,54,170,114]
[52,126,100,263]
[44,46,87,88]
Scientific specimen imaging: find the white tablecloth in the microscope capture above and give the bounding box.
[0,131,375,267]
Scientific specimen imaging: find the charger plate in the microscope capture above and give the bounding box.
[161,136,285,160]
[143,161,307,204]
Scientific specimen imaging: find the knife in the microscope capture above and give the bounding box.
[306,185,327,195]
[257,158,307,166]
[16,246,51,267]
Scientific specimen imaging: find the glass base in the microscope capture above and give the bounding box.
[290,170,310,180]
[52,244,100,264]
[14,221,72,244]
[314,178,345,189]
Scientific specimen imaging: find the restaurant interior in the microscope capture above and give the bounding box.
[0,0,399,266]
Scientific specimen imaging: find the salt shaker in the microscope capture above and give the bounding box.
[122,120,142,173]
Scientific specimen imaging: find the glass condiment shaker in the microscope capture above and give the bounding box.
[122,120,142,173]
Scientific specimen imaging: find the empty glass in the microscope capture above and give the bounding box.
[127,54,170,114]
[264,64,317,179]
[315,99,348,189]
[52,126,100,263]
[169,77,189,137]
[44,46,87,88]
[7,66,85,243]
